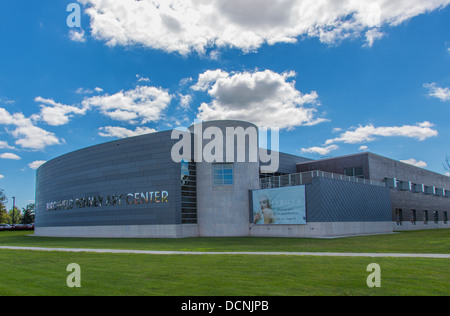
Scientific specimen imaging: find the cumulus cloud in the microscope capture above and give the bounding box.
[68,29,86,42]
[193,69,327,129]
[0,141,14,150]
[98,126,157,139]
[301,121,438,156]
[301,144,339,156]
[178,94,193,110]
[33,97,87,126]
[0,108,61,150]
[400,158,428,168]
[424,83,450,102]
[0,153,21,160]
[358,145,369,151]
[82,85,172,124]
[325,121,438,145]
[0,175,4,179]
[78,0,450,54]
[28,160,47,170]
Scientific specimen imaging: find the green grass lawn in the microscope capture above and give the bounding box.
[0,250,448,296]
[0,229,449,253]
[0,229,449,296]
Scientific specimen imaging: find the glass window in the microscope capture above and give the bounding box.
[411,210,416,225]
[344,167,364,179]
[433,211,439,224]
[444,212,448,224]
[424,210,428,225]
[213,163,234,185]
[395,208,403,226]
[181,160,197,224]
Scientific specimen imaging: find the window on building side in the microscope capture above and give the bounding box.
[444,212,448,224]
[433,211,439,224]
[213,163,234,185]
[395,209,403,225]
[411,210,416,225]
[344,166,364,179]
[424,210,428,225]
[181,160,197,224]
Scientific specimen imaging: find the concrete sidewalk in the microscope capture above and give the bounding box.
[1,246,449,258]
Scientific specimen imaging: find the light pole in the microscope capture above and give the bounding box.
[12,197,15,227]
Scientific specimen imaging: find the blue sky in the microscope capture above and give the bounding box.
[0,0,449,209]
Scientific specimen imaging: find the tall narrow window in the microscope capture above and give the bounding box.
[411,210,416,225]
[433,211,439,224]
[395,209,403,226]
[213,163,234,185]
[424,210,428,225]
[444,212,448,224]
[181,160,197,224]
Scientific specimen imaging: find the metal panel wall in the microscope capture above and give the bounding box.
[306,177,392,222]
[35,130,181,228]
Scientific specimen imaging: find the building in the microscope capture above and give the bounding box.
[296,152,450,231]
[34,120,449,238]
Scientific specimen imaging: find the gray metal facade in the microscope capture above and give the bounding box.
[305,177,392,222]
[35,130,182,228]
[297,152,450,226]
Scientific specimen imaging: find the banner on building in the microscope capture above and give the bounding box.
[252,186,306,225]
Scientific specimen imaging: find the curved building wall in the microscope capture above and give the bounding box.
[34,130,193,238]
[189,120,260,236]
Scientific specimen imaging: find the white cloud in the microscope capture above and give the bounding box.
[325,121,438,145]
[191,70,230,91]
[28,161,47,170]
[0,141,14,150]
[303,121,438,157]
[445,172,450,177]
[94,87,103,93]
[75,87,95,94]
[0,175,4,179]
[301,144,339,155]
[178,94,193,110]
[364,28,384,47]
[82,85,172,124]
[0,108,61,150]
[0,97,15,105]
[0,153,21,160]
[193,69,327,129]
[33,97,87,126]
[424,83,450,102]
[78,0,450,54]
[358,145,369,151]
[136,75,151,83]
[69,29,86,42]
[98,126,157,139]
[400,158,428,168]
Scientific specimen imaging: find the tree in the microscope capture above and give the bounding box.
[21,203,35,224]
[7,207,22,225]
[0,189,7,224]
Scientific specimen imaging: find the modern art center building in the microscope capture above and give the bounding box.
[34,120,450,238]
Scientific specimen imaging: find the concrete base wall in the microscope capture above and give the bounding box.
[35,221,448,239]
[249,222,393,238]
[393,221,449,231]
[34,224,199,239]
